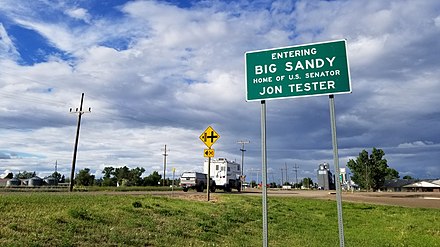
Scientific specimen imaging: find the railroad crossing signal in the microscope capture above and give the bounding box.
[204,149,215,157]
[199,126,220,148]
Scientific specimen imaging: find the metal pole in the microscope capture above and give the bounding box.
[163,144,168,186]
[280,168,284,186]
[69,93,84,192]
[172,168,175,196]
[329,95,345,247]
[237,140,249,191]
[241,147,244,187]
[293,164,299,189]
[261,100,268,247]
[257,170,259,186]
[207,156,211,201]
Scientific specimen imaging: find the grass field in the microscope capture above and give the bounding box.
[0,192,438,246]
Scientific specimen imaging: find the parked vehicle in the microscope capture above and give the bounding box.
[204,158,241,192]
[180,172,215,192]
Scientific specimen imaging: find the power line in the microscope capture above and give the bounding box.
[293,164,299,189]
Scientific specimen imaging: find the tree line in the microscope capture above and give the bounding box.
[75,166,166,187]
[5,167,168,187]
[4,148,409,191]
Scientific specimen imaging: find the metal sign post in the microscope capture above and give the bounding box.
[261,100,268,247]
[329,95,345,247]
[207,156,211,201]
[200,126,220,202]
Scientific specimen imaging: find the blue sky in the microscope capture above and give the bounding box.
[0,0,439,182]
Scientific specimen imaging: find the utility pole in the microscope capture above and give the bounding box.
[280,167,284,185]
[162,145,169,186]
[237,140,250,190]
[293,164,299,189]
[172,168,176,196]
[69,93,91,192]
[285,162,289,184]
[268,171,275,186]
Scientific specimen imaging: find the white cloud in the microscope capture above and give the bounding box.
[398,141,435,148]
[435,15,440,27]
[0,23,19,60]
[65,8,91,23]
[1,0,440,181]
[348,35,389,67]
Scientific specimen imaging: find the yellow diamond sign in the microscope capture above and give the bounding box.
[199,126,220,148]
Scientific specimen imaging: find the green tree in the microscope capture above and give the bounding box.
[5,172,13,179]
[143,171,161,186]
[102,167,114,179]
[75,168,95,186]
[102,167,117,186]
[385,168,399,180]
[100,166,145,186]
[16,171,36,179]
[51,171,62,182]
[129,167,145,186]
[114,166,130,185]
[347,148,398,191]
[302,177,313,189]
[403,175,413,179]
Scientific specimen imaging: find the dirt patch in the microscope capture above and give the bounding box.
[171,193,219,203]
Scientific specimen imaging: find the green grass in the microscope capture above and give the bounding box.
[0,192,438,246]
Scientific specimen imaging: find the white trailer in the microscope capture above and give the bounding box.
[204,158,241,192]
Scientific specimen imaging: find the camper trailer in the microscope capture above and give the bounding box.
[204,158,241,192]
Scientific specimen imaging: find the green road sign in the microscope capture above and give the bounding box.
[245,39,351,101]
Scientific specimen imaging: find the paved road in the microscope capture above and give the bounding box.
[241,189,440,209]
[167,189,440,209]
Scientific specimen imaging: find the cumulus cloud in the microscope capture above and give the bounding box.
[64,8,91,23]
[0,0,439,181]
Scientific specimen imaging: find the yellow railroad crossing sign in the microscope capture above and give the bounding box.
[204,149,215,157]
[199,126,220,148]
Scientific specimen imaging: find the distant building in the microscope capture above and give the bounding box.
[339,168,347,183]
[382,179,440,192]
[382,179,416,192]
[317,162,335,190]
[403,180,440,192]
